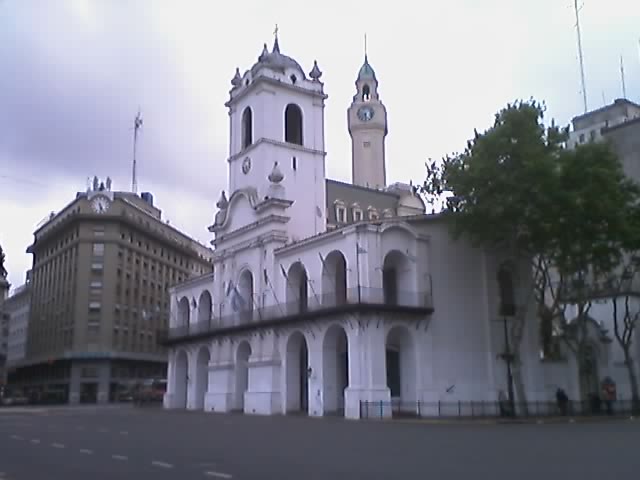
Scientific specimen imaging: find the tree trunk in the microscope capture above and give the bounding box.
[623,349,640,413]
[509,315,529,414]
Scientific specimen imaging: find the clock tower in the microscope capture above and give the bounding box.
[348,54,388,189]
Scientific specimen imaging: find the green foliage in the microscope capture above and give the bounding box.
[417,99,640,283]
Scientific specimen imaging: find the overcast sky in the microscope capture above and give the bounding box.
[1,0,639,290]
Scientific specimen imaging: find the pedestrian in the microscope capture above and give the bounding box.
[556,387,569,416]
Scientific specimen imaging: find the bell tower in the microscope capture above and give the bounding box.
[348,52,388,189]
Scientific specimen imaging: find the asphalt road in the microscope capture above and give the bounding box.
[1,405,639,480]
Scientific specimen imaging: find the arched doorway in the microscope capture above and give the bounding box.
[322,325,349,414]
[321,250,348,306]
[235,341,252,411]
[285,331,309,413]
[579,343,600,403]
[385,326,417,410]
[177,297,190,327]
[382,250,411,305]
[174,350,188,409]
[198,291,212,325]
[194,347,210,410]
[286,262,309,313]
[237,270,254,324]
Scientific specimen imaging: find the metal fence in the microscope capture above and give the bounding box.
[167,287,433,340]
[360,399,639,420]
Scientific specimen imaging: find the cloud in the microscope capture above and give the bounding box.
[1,0,639,290]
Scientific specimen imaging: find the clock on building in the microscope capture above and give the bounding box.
[90,195,111,214]
[357,106,375,122]
[242,156,252,174]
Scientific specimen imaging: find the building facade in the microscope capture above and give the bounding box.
[162,37,571,419]
[10,180,213,403]
[4,278,31,367]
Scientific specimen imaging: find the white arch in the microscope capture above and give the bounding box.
[177,296,190,326]
[234,341,252,411]
[174,349,189,409]
[321,250,348,306]
[194,345,211,410]
[197,290,213,324]
[322,324,350,414]
[285,330,310,413]
[385,325,417,409]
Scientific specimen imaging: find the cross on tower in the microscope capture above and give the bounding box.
[274,24,279,40]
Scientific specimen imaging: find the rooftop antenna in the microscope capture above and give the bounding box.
[573,0,588,113]
[601,91,606,107]
[364,33,368,59]
[620,55,627,99]
[131,109,143,194]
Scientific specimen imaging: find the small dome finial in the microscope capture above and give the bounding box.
[216,190,228,209]
[231,68,241,87]
[259,43,269,61]
[268,161,284,184]
[309,60,322,81]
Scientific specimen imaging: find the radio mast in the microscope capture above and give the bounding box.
[131,110,143,194]
[573,0,588,113]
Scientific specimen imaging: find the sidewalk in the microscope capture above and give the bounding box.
[378,414,637,426]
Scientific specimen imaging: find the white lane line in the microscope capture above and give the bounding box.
[119,431,129,435]
[51,442,65,449]
[112,454,128,461]
[31,438,41,444]
[98,428,108,433]
[205,471,233,479]
[79,449,93,455]
[10,434,22,440]
[151,461,173,469]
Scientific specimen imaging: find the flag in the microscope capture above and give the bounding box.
[225,281,233,297]
[134,111,143,130]
[280,264,289,280]
[231,286,246,312]
[356,243,367,254]
[263,268,269,283]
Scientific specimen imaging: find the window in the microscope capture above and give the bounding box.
[368,209,379,220]
[292,156,297,171]
[362,84,371,101]
[336,205,346,223]
[284,104,303,145]
[92,243,105,256]
[353,207,363,222]
[91,262,103,271]
[579,133,585,143]
[589,130,597,142]
[363,141,371,148]
[89,301,101,312]
[93,227,105,237]
[242,107,252,149]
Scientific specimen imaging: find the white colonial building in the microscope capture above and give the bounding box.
[163,35,610,419]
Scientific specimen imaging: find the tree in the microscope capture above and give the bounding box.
[417,99,640,406]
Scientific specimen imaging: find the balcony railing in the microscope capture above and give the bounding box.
[165,287,433,341]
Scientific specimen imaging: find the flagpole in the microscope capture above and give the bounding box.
[356,243,361,303]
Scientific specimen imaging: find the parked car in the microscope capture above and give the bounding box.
[133,379,167,405]
[0,387,29,406]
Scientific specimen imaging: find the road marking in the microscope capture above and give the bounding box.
[10,434,22,440]
[98,428,108,433]
[52,442,65,449]
[31,438,41,444]
[151,461,173,469]
[205,471,233,479]
[120,431,129,435]
[112,454,128,461]
[80,449,93,455]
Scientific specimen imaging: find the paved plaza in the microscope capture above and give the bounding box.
[0,405,638,479]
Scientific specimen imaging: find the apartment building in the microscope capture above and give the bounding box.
[9,177,213,403]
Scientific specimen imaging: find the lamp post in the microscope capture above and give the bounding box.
[500,313,516,417]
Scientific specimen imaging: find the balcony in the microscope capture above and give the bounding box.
[162,287,433,345]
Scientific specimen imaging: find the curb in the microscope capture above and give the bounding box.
[367,415,636,426]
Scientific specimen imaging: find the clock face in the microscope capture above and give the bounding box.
[357,106,375,122]
[91,195,111,214]
[242,156,252,174]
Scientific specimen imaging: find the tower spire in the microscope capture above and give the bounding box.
[620,55,627,99]
[364,33,368,60]
[272,23,280,53]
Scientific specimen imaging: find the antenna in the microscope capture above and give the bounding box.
[601,91,606,107]
[364,33,368,59]
[131,109,143,194]
[620,55,627,99]
[573,0,588,113]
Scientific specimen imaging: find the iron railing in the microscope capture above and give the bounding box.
[360,399,639,419]
[166,287,433,340]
